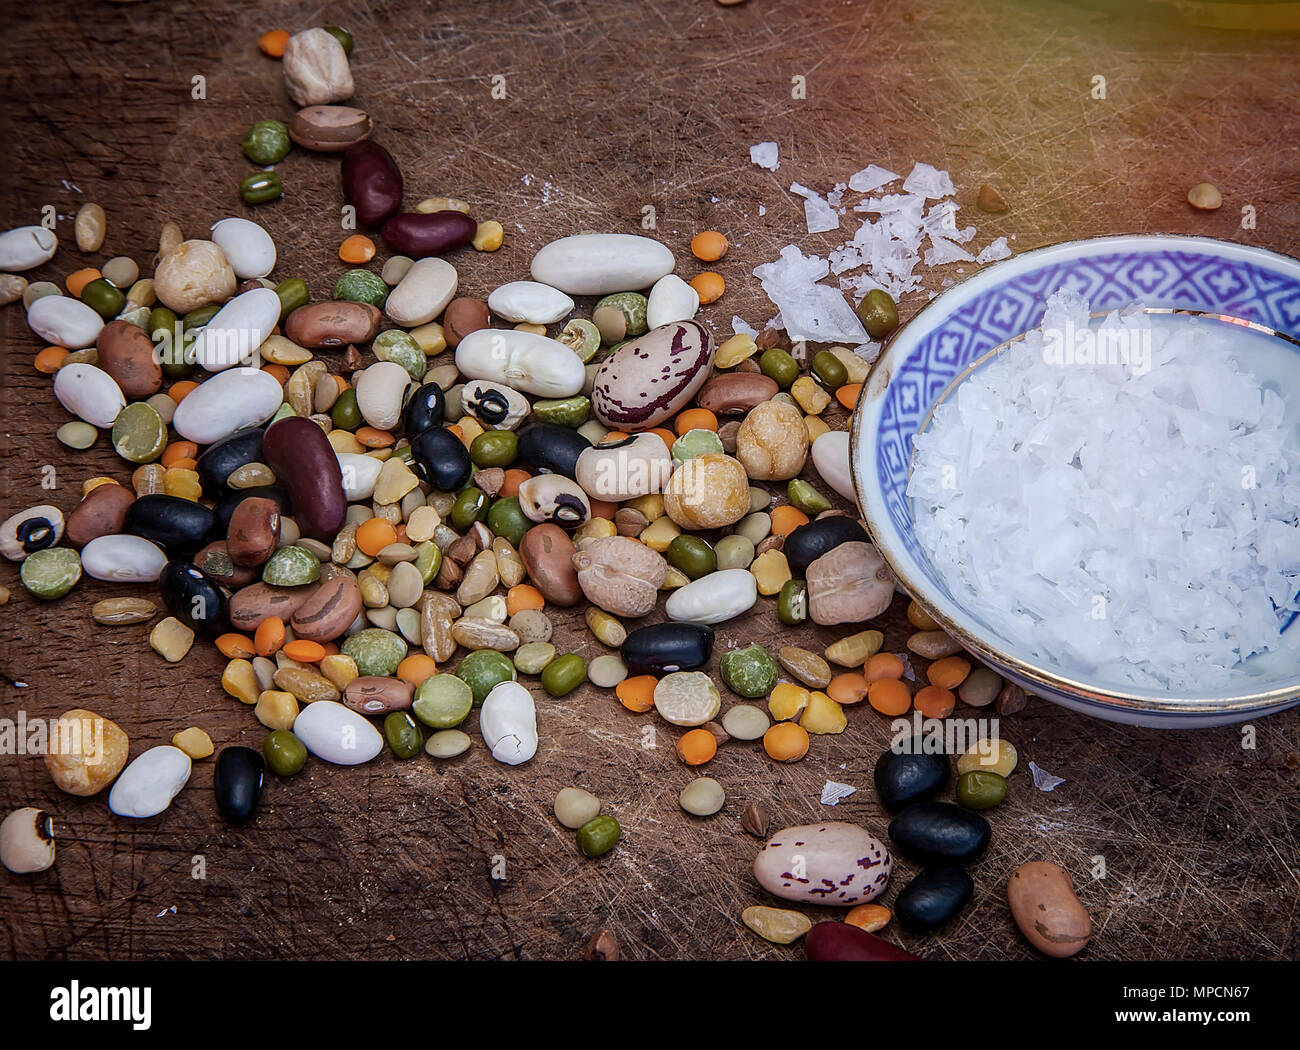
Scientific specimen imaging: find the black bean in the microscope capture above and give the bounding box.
[621,622,714,675]
[124,495,216,555]
[888,801,990,865]
[403,382,445,436]
[895,866,974,932]
[873,740,949,811]
[195,427,264,495]
[158,560,230,637]
[409,426,473,492]
[515,423,591,479]
[783,516,870,575]
[214,746,265,823]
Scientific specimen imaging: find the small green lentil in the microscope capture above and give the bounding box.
[470,430,517,468]
[777,578,808,625]
[182,304,221,332]
[81,278,125,321]
[333,269,388,309]
[384,711,424,759]
[331,387,361,430]
[322,25,354,53]
[857,289,899,340]
[451,486,489,530]
[576,814,621,858]
[242,119,292,165]
[20,547,82,600]
[532,396,590,428]
[759,348,799,389]
[262,730,307,776]
[811,350,848,389]
[262,545,321,586]
[455,648,516,706]
[956,770,1008,810]
[239,170,283,205]
[275,277,309,321]
[666,534,715,580]
[513,641,557,676]
[413,540,442,585]
[541,653,586,697]
[485,497,530,547]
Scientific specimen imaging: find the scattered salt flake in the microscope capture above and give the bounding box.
[750,141,780,170]
[731,315,758,338]
[899,652,916,682]
[758,204,766,216]
[753,245,868,343]
[1029,762,1067,792]
[924,237,976,267]
[977,236,1012,264]
[849,163,899,194]
[902,161,956,199]
[821,781,857,806]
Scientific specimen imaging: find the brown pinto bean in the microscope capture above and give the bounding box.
[65,483,135,547]
[96,320,162,398]
[283,301,382,348]
[341,140,403,228]
[443,297,491,348]
[290,105,373,152]
[380,212,477,259]
[343,676,414,715]
[261,416,347,542]
[290,572,363,642]
[518,523,582,607]
[228,583,310,632]
[227,496,281,567]
[696,373,780,415]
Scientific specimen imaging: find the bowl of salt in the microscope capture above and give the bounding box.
[851,234,1300,726]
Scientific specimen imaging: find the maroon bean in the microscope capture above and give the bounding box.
[381,211,477,258]
[261,417,346,542]
[803,922,922,962]
[341,140,403,227]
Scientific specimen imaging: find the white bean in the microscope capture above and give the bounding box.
[665,568,758,625]
[210,217,277,279]
[646,273,700,329]
[53,364,125,428]
[530,233,675,296]
[81,534,168,583]
[0,226,58,271]
[354,361,412,430]
[480,681,538,765]
[384,257,458,327]
[172,368,283,443]
[455,328,586,397]
[487,280,575,324]
[108,746,192,818]
[27,295,103,349]
[192,287,282,371]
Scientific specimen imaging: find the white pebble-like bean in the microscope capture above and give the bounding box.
[0,226,58,271]
[480,681,538,765]
[665,568,758,625]
[530,233,675,296]
[108,746,192,818]
[811,430,854,502]
[354,361,413,430]
[0,807,55,874]
[384,257,458,327]
[210,217,277,279]
[27,295,104,349]
[646,273,700,329]
[336,452,383,501]
[192,287,282,371]
[81,534,168,583]
[53,363,126,428]
[292,700,384,765]
[455,328,586,397]
[487,281,575,324]
[172,367,283,443]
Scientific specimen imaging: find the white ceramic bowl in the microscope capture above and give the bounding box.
[851,234,1300,727]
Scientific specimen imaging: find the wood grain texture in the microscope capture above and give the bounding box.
[1,0,1297,961]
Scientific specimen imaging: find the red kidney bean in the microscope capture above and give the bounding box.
[227,496,281,567]
[804,922,922,961]
[381,211,477,258]
[261,417,346,541]
[341,140,403,227]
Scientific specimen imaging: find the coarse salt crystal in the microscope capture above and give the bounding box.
[848,164,900,194]
[902,161,956,199]
[750,142,780,170]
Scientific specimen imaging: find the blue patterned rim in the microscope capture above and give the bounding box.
[851,234,1300,719]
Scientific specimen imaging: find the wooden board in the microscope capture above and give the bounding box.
[1,0,1297,961]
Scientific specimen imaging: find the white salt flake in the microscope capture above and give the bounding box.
[977,237,1012,264]
[750,142,780,170]
[1029,762,1067,792]
[731,315,758,338]
[791,182,840,234]
[902,162,956,199]
[849,164,900,194]
[820,781,857,806]
[752,245,868,344]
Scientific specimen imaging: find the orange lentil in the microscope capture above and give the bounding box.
[867,678,912,717]
[827,672,871,706]
[168,380,199,403]
[334,374,351,394]
[844,903,892,933]
[446,424,463,441]
[769,505,809,537]
[254,617,285,657]
[262,363,290,386]
[356,517,398,557]
[836,383,862,410]
[864,652,905,683]
[913,685,955,719]
[598,431,629,444]
[649,427,676,451]
[927,656,971,690]
[66,268,101,297]
[168,457,199,471]
[676,728,717,766]
[258,29,290,57]
[690,271,725,305]
[215,633,257,659]
[34,346,69,373]
[675,407,718,434]
[396,654,439,686]
[763,721,810,762]
[160,441,199,468]
[616,675,658,713]
[690,230,729,262]
[500,468,531,499]
[338,235,376,264]
[282,639,326,663]
[505,584,545,615]
[355,427,395,448]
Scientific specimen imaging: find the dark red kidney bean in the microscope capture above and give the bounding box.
[804,922,922,961]
[124,495,216,555]
[620,622,714,675]
[341,140,403,227]
[261,417,346,542]
[159,560,230,637]
[196,427,264,495]
[214,484,289,533]
[381,211,477,258]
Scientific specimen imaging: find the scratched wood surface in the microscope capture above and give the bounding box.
[1,0,1298,961]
